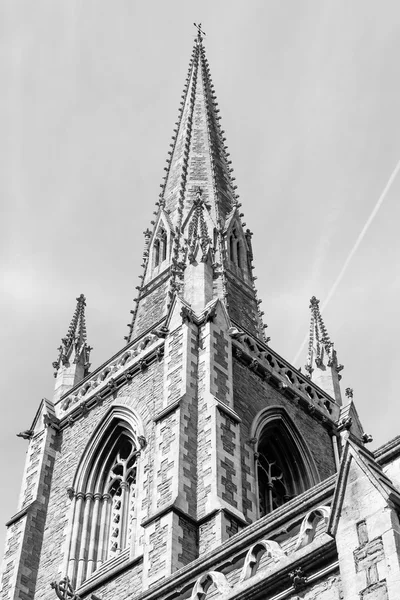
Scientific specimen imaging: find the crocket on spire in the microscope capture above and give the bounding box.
[126,28,266,343]
[305,296,343,405]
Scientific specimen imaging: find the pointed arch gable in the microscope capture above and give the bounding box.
[251,406,320,516]
[147,210,173,272]
[251,405,319,483]
[73,403,144,493]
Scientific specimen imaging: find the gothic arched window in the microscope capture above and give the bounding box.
[161,228,167,261]
[66,407,143,589]
[154,239,160,267]
[253,408,319,518]
[236,240,242,268]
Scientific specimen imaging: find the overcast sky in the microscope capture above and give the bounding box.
[1,0,400,554]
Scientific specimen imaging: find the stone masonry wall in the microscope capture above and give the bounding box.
[226,279,260,338]
[31,358,164,599]
[133,279,169,340]
[0,422,58,600]
[233,358,336,522]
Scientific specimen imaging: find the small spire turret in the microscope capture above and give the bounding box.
[305,296,343,405]
[52,294,91,401]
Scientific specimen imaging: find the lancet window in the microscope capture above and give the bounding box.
[229,227,245,270]
[254,409,318,518]
[153,227,168,268]
[67,413,141,589]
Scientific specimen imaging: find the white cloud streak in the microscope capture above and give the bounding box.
[292,156,400,366]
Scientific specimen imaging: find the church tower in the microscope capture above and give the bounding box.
[3,27,400,600]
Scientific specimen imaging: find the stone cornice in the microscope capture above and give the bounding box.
[57,334,165,426]
[77,550,143,598]
[153,399,181,423]
[227,547,338,600]
[135,476,336,600]
[230,329,340,429]
[375,435,400,466]
[216,399,242,423]
[5,501,37,528]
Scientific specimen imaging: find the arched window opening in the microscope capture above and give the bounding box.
[256,418,315,518]
[229,228,239,264]
[154,239,160,267]
[68,418,140,588]
[161,229,167,262]
[236,240,242,268]
[229,234,234,263]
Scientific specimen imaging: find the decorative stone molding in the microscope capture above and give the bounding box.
[239,539,285,582]
[57,335,165,426]
[295,505,331,550]
[190,571,231,600]
[289,567,307,591]
[50,576,81,600]
[230,327,340,426]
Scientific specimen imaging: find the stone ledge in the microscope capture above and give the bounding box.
[153,399,181,423]
[215,399,242,423]
[77,552,143,597]
[5,501,36,528]
[141,502,197,528]
[375,434,400,465]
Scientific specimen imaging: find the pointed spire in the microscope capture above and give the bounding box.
[52,294,91,401]
[125,30,266,342]
[305,296,343,404]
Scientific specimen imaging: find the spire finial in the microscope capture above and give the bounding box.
[193,22,206,44]
[305,295,343,404]
[52,294,91,378]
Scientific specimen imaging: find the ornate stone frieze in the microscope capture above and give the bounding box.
[57,332,165,425]
[229,327,340,425]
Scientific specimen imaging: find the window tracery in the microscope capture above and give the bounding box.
[253,408,318,518]
[66,409,142,589]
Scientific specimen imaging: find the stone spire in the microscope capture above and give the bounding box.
[305,296,343,405]
[126,29,265,343]
[52,294,91,401]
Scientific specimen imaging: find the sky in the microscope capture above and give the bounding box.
[1,0,400,555]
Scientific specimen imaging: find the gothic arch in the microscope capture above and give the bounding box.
[67,404,144,588]
[151,219,170,270]
[251,406,319,517]
[190,572,231,600]
[294,505,331,550]
[239,540,285,582]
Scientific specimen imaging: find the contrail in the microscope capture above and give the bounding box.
[292,157,400,366]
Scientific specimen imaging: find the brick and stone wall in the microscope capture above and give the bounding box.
[233,358,336,522]
[0,413,58,600]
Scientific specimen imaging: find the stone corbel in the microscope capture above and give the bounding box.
[50,576,81,600]
[289,567,307,591]
[43,413,60,430]
[16,429,34,440]
[181,305,194,323]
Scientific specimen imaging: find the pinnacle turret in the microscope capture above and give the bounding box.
[126,30,266,343]
[305,296,343,405]
[52,294,91,401]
